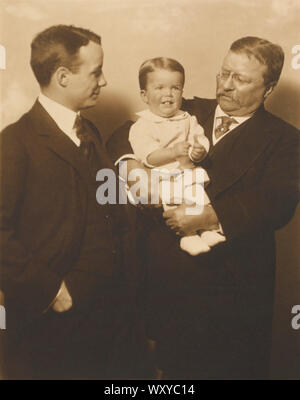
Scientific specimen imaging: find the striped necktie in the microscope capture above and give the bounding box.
[215,116,237,139]
[73,115,95,159]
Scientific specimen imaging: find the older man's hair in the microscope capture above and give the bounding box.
[230,36,284,86]
[139,57,185,90]
[30,25,101,87]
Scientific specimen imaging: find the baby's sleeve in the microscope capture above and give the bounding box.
[129,118,161,166]
[189,115,210,153]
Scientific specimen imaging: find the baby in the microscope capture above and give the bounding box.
[129,57,225,255]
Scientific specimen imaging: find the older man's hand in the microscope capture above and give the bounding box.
[163,204,220,235]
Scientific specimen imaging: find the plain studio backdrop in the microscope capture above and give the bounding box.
[0,0,299,379]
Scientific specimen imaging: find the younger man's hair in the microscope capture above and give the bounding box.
[139,57,185,90]
[30,25,101,87]
[230,36,284,86]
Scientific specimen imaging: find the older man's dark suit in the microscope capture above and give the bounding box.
[107,97,300,379]
[0,101,143,379]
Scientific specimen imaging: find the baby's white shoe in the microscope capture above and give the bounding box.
[201,231,226,247]
[180,235,210,255]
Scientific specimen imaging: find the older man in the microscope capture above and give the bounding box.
[0,25,144,379]
[107,37,300,379]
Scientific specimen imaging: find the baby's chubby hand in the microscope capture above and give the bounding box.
[190,136,207,162]
[172,141,190,159]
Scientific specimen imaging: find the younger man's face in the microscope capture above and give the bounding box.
[141,69,184,118]
[67,41,107,111]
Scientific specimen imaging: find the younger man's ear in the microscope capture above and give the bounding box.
[140,90,149,104]
[56,67,71,88]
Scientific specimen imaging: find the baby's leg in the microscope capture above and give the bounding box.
[159,171,186,207]
[182,180,226,254]
[183,182,210,216]
[160,171,224,255]
[185,178,226,248]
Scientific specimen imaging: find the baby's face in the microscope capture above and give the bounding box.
[141,69,184,118]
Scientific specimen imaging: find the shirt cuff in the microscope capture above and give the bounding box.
[114,153,139,167]
[115,155,140,205]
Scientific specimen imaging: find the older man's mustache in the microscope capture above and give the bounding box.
[217,92,234,99]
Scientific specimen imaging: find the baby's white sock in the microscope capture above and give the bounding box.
[180,235,210,255]
[201,231,226,247]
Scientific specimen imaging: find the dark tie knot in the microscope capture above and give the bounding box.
[218,116,237,128]
[73,115,87,141]
[73,115,95,160]
[215,116,238,139]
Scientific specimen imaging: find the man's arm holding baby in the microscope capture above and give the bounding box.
[107,120,220,228]
[118,159,220,235]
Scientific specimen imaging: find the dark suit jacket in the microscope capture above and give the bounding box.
[106,98,300,378]
[182,98,300,239]
[0,101,152,379]
[0,101,139,321]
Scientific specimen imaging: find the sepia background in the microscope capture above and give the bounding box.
[0,0,299,379]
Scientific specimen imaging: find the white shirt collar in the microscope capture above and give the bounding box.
[136,109,188,123]
[38,93,79,140]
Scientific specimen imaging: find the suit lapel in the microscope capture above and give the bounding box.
[28,101,91,186]
[202,111,215,148]
[206,106,276,198]
[180,98,277,199]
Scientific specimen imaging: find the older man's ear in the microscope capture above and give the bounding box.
[264,82,276,100]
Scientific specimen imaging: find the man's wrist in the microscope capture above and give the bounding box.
[114,154,138,167]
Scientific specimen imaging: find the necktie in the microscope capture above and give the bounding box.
[73,115,94,159]
[214,116,237,139]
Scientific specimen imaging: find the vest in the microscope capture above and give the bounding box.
[65,123,122,308]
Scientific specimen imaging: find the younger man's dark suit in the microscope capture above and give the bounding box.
[107,98,300,379]
[0,101,143,379]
